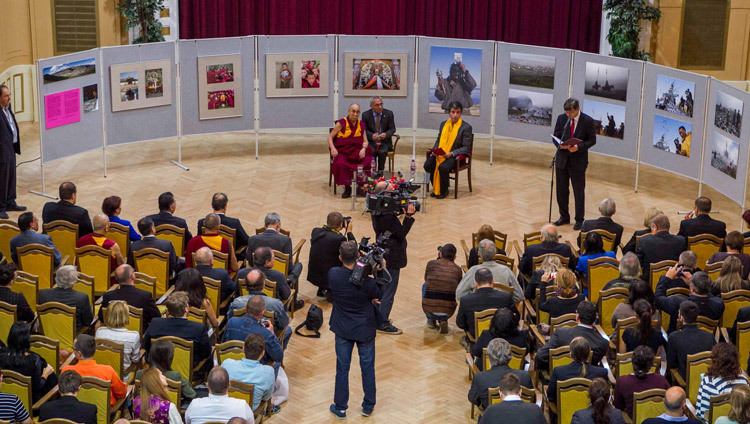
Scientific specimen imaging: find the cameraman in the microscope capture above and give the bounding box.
[370,180,416,335]
[328,241,382,418]
[307,212,355,301]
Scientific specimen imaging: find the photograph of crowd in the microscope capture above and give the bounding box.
[119,71,138,102]
[583,99,625,139]
[714,90,744,138]
[207,90,235,110]
[145,68,164,99]
[655,75,694,118]
[276,61,293,89]
[652,114,692,157]
[429,45,482,116]
[43,57,96,84]
[110,60,172,113]
[710,131,740,179]
[584,62,628,102]
[507,88,553,126]
[83,84,98,113]
[301,60,321,88]
[509,52,555,89]
[206,63,234,84]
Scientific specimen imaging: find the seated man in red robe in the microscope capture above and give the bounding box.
[328,103,373,198]
[77,214,125,279]
[185,213,238,271]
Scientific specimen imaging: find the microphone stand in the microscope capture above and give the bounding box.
[548,145,559,224]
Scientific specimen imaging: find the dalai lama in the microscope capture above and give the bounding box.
[328,103,373,198]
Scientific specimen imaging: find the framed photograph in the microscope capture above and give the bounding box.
[714,90,744,137]
[429,46,482,116]
[509,52,555,89]
[507,89,553,126]
[83,84,98,113]
[343,53,408,97]
[109,59,172,112]
[198,54,242,120]
[583,99,626,140]
[265,53,329,98]
[655,75,695,118]
[584,62,628,102]
[652,114,692,157]
[43,57,96,84]
[710,131,740,179]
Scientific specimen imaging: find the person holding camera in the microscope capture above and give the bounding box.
[328,241,382,419]
[370,180,416,335]
[307,212,356,301]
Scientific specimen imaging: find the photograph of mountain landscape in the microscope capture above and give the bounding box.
[43,58,96,84]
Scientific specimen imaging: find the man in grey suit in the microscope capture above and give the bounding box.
[478,373,546,424]
[10,212,62,266]
[468,338,532,409]
[38,265,93,330]
[0,85,25,219]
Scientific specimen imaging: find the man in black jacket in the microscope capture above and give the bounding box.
[42,182,93,237]
[0,262,33,322]
[468,338,532,409]
[371,182,417,335]
[246,212,292,267]
[99,264,161,329]
[637,214,686,277]
[362,96,396,175]
[423,101,473,199]
[535,301,609,371]
[193,247,237,302]
[653,251,698,292]
[456,268,517,339]
[128,217,184,274]
[39,265,93,330]
[145,191,192,251]
[196,192,248,254]
[307,212,355,299]
[143,291,211,367]
[478,373,546,424]
[518,224,577,276]
[677,196,727,247]
[666,300,717,379]
[0,85,25,220]
[656,270,724,333]
[552,98,597,230]
[38,370,97,424]
[578,198,623,251]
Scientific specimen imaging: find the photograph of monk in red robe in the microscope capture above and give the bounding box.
[206,63,234,84]
[207,90,235,110]
[301,60,321,88]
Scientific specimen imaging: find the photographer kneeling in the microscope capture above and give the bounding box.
[307,212,356,302]
[328,241,383,419]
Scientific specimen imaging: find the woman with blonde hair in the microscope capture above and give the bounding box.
[539,268,585,322]
[622,207,663,254]
[716,385,750,424]
[94,300,140,372]
[134,367,183,424]
[468,224,505,267]
[712,256,750,295]
[525,255,562,300]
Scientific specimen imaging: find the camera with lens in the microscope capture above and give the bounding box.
[342,216,352,227]
[349,231,391,286]
[365,180,421,216]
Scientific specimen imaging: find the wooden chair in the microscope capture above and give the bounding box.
[649,260,677,292]
[30,335,61,374]
[11,272,38,314]
[532,254,569,273]
[216,340,245,364]
[386,134,400,172]
[101,303,143,334]
[0,370,36,415]
[105,222,130,265]
[43,220,78,265]
[93,338,132,382]
[0,220,19,263]
[187,306,207,325]
[133,248,170,297]
[632,389,667,424]
[544,345,574,382]
[587,256,620,304]
[470,308,496,344]
[598,287,629,335]
[79,376,129,424]
[721,289,750,328]
[39,419,82,424]
[202,224,240,255]
[203,276,230,318]
[708,392,732,424]
[471,230,508,253]
[736,321,750,370]
[74,272,95,313]
[154,224,186,258]
[17,243,56,290]
[155,336,210,385]
[670,351,712,405]
[0,301,16,346]
[661,287,689,331]
[677,316,720,335]
[192,249,229,271]
[512,231,543,279]
[613,352,661,379]
[133,272,157,298]
[262,279,294,314]
[688,234,724,270]
[255,227,291,238]
[481,345,526,371]
[552,378,592,424]
[550,313,578,333]
[579,229,617,253]
[613,316,638,353]
[425,133,474,199]
[37,301,81,351]
[528,285,557,325]
[75,245,112,295]
[705,261,723,282]
[228,378,256,407]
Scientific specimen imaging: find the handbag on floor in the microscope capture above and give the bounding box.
[294,304,323,338]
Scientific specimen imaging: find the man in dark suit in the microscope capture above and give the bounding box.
[251,246,290,300]
[478,373,546,424]
[468,338,533,409]
[0,85,25,219]
[546,337,608,405]
[666,300,717,379]
[246,212,292,266]
[552,98,597,230]
[98,264,160,329]
[0,262,34,322]
[518,224,577,276]
[145,191,192,250]
[143,291,211,367]
[38,370,97,424]
[10,212,62,266]
[642,387,703,424]
[361,96,396,175]
[38,265,93,330]
[653,250,698,292]
[192,247,237,302]
[636,214,686,277]
[423,101,472,199]
[656,270,724,333]
[456,269,518,339]
[677,196,727,248]
[42,182,93,237]
[196,192,248,254]
[128,217,184,274]
[578,198,624,251]
[535,301,609,370]
[307,212,355,299]
[328,241,381,419]
[731,304,750,345]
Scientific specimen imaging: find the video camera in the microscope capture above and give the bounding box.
[365,179,421,216]
[349,231,391,286]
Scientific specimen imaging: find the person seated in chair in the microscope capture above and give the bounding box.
[577,198,624,252]
[636,214,686,278]
[423,101,472,199]
[678,196,727,244]
[708,231,750,279]
[246,212,292,267]
[76,214,125,279]
[666,300,717,380]
[230,268,291,349]
[185,213,237,272]
[328,103,372,198]
[536,301,609,371]
[222,334,276,412]
[362,96,396,176]
[196,192,249,255]
[478,373,546,424]
[223,296,284,366]
[518,223,577,277]
[10,212,62,266]
[307,212,355,300]
[641,386,702,424]
[455,268,518,340]
[191,247,236,303]
[457,239,522,302]
[99,264,161,329]
[0,262,34,322]
[546,337,608,406]
[128,217,184,275]
[62,335,127,406]
[38,370,97,424]
[602,252,644,291]
[656,270,724,333]
[42,182,92,237]
[38,265,93,331]
[468,338,532,410]
[252,246,291,301]
[145,191,193,251]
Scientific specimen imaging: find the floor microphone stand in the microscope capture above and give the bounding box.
[548,140,561,223]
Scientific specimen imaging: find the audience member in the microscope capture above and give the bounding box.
[477,373,546,424]
[577,232,617,280]
[0,373,32,424]
[468,225,506,268]
[230,269,290,343]
[696,343,749,420]
[38,265,93,330]
[223,296,284,366]
[456,268,518,339]
[611,280,657,331]
[621,299,666,353]
[536,301,609,370]
[571,377,625,424]
[11,212,61,265]
[678,196,727,244]
[636,214,686,277]
[666,300,717,379]
[134,367,183,424]
[0,322,57,402]
[76,213,125,274]
[715,385,750,424]
[196,192,249,254]
[469,338,532,409]
[472,308,527,370]
[519,223,577,276]
[525,255,562,301]
[128,217,184,274]
[145,191,193,250]
[656,271,724,333]
[99,264,161,329]
[578,198,624,250]
[457,239,522,301]
[622,207,663,254]
[613,346,670,417]
[102,195,141,241]
[38,370,97,424]
[246,212,292,266]
[222,334,276,412]
[185,213,237,271]
[539,268,585,322]
[423,243,462,333]
[192,246,236,303]
[712,256,750,295]
[546,337,608,405]
[135,339,196,399]
[709,231,750,279]
[175,267,219,328]
[0,262,33,322]
[42,182,93,236]
[252,246,291,300]
[306,211,355,299]
[95,300,141,372]
[602,252,643,291]
[62,335,127,405]
[184,367,253,424]
[654,251,699,292]
[642,386,702,424]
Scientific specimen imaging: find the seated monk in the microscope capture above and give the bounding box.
[185,213,238,271]
[76,214,125,284]
[328,103,373,199]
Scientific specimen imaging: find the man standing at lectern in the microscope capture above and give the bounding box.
[553,98,596,231]
[0,86,25,219]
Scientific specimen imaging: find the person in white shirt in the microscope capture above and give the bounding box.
[94,300,140,376]
[185,367,254,424]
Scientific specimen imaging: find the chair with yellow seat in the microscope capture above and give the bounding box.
[550,313,578,333]
[216,340,245,364]
[187,306,207,325]
[386,134,401,172]
[677,316,719,335]
[202,276,230,319]
[670,351,712,405]
[101,303,143,334]
[707,392,732,424]
[471,230,508,253]
[705,261,723,283]
[613,352,661,379]
[17,244,56,290]
[660,287,689,332]
[736,321,750,371]
[468,308,496,345]
[155,336,210,385]
[720,290,750,329]
[133,377,182,411]
[588,257,620,304]
[632,389,667,424]
[105,222,130,265]
[191,249,229,271]
[0,370,38,417]
[30,335,62,374]
[0,301,17,346]
[73,272,95,312]
[649,260,677,292]
[79,376,130,424]
[43,220,78,265]
[262,279,294,317]
[598,288,629,336]
[512,232,542,280]
[478,254,515,272]
[202,224,242,257]
[133,272,157,299]
[37,301,80,351]
[481,346,526,371]
[154,224,186,258]
[227,379,255,409]
[536,345,575,383]
[579,229,618,253]
[532,254,569,274]
[11,272,38,315]
[0,220,19,262]
[688,234,724,270]
[549,378,592,424]
[133,248,170,297]
[93,338,133,382]
[75,245,112,296]
[40,419,82,424]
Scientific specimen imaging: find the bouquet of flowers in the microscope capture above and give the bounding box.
[360,174,406,195]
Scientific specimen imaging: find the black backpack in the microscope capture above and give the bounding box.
[294,304,324,338]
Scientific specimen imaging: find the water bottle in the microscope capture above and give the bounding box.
[370,156,376,176]
[410,158,416,179]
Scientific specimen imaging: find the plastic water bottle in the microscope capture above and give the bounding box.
[410,158,416,179]
[370,156,376,176]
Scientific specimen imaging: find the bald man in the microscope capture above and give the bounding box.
[642,386,701,424]
[76,214,124,280]
[185,213,237,271]
[328,103,373,198]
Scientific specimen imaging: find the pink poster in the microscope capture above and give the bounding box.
[45,88,81,129]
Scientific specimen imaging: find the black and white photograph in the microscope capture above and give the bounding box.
[655,75,694,118]
[710,131,740,179]
[583,99,625,140]
[714,90,744,137]
[584,62,628,102]
[507,88,553,126]
[509,52,555,89]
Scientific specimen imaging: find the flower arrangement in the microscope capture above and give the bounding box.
[361,174,406,195]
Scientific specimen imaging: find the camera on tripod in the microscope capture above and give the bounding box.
[349,231,391,286]
[365,180,421,216]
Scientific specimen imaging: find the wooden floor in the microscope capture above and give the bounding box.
[14,122,749,423]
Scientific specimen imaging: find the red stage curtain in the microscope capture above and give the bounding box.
[179,0,602,53]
